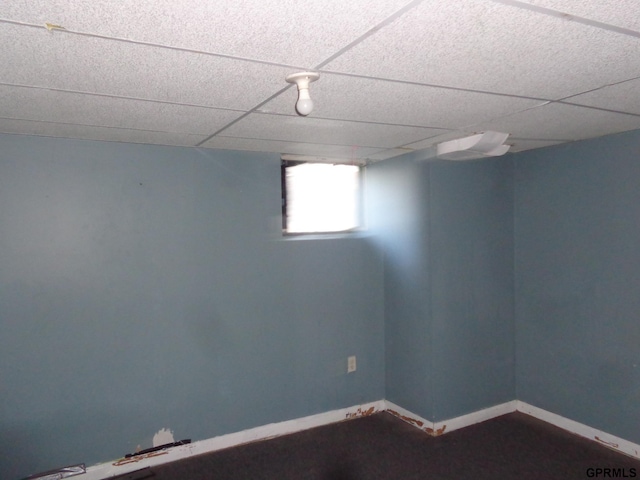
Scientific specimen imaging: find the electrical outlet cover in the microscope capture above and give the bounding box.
[348,356,357,373]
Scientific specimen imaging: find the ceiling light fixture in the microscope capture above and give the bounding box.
[285,72,319,116]
[436,131,511,161]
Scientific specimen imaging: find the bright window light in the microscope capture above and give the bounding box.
[283,162,361,234]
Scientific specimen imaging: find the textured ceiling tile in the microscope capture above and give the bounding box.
[0,118,207,146]
[0,85,242,135]
[0,25,292,109]
[260,73,543,128]
[477,103,640,141]
[364,148,414,161]
[518,0,640,32]
[325,0,640,99]
[0,0,412,66]
[202,136,380,159]
[401,131,476,151]
[2,1,639,155]
[563,78,640,115]
[220,113,443,149]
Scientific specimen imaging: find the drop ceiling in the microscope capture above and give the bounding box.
[1,0,640,162]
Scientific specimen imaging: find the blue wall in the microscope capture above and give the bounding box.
[4,126,640,478]
[514,130,640,444]
[429,160,514,421]
[365,156,433,418]
[0,134,384,479]
[366,155,515,422]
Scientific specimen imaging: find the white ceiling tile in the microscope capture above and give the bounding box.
[477,103,640,141]
[365,148,414,161]
[0,0,412,66]
[0,85,242,135]
[2,1,639,155]
[202,136,380,160]
[401,131,476,151]
[563,78,640,115]
[0,24,292,109]
[0,118,207,146]
[518,0,640,32]
[325,0,640,99]
[219,113,443,149]
[260,73,544,128]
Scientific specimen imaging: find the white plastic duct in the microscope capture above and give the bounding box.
[436,131,510,161]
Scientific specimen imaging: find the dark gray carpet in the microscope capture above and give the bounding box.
[143,412,640,479]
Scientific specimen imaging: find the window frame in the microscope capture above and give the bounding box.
[281,160,364,236]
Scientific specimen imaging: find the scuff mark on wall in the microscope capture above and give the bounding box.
[113,450,169,466]
[386,409,425,428]
[44,22,66,31]
[595,436,619,449]
[425,425,447,436]
[346,406,378,419]
[153,428,175,447]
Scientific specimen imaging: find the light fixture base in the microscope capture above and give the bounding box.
[286,72,320,116]
[285,72,320,86]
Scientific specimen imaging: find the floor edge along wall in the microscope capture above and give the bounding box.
[78,399,639,479]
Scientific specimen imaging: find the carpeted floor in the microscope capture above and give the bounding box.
[139,411,640,479]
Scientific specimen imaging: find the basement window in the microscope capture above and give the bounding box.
[281,161,362,235]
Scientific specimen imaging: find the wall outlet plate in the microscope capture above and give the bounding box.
[348,356,357,373]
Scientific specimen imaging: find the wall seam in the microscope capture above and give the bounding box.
[511,157,518,401]
[426,161,435,421]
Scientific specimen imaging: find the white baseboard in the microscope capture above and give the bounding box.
[83,400,386,480]
[80,398,640,479]
[517,401,640,460]
[384,400,434,433]
[385,399,517,436]
[386,399,640,460]
[433,400,517,435]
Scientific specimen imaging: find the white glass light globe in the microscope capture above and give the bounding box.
[285,72,319,117]
[296,89,313,116]
[296,98,313,116]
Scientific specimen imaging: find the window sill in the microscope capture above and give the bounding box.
[281,230,372,241]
